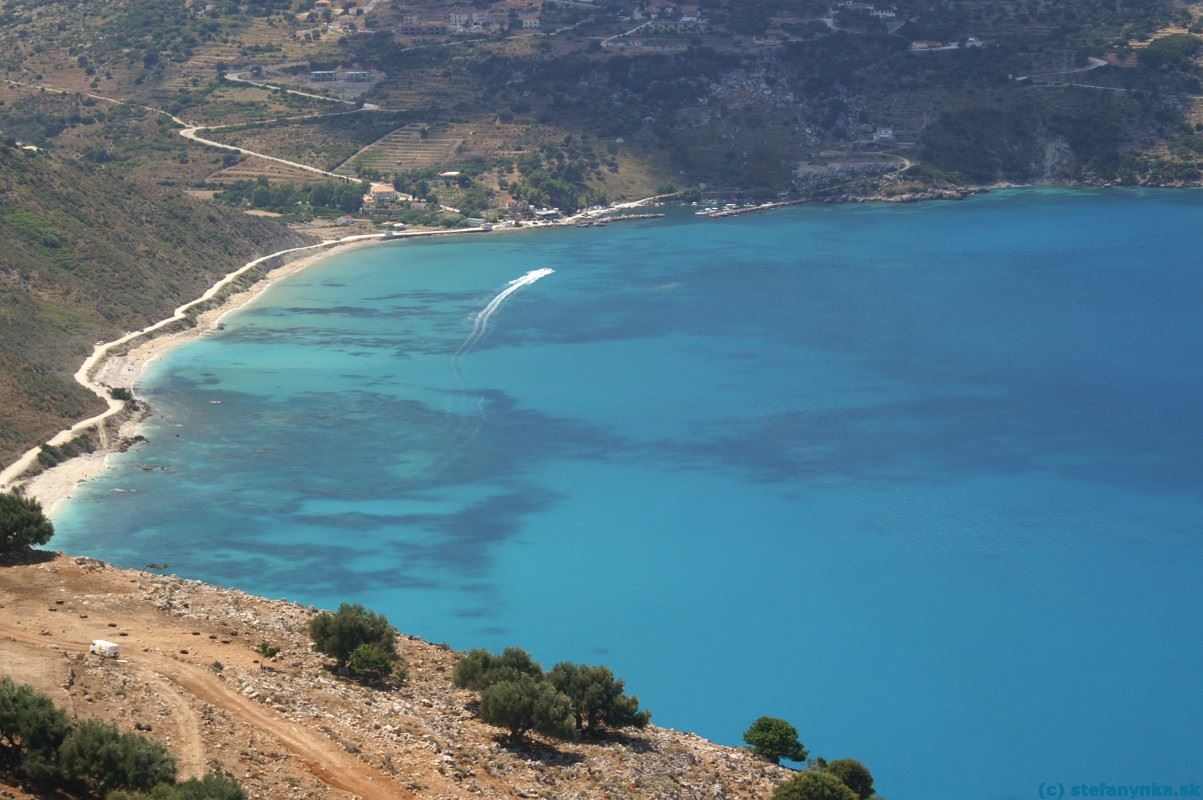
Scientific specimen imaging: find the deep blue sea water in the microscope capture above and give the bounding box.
[56,189,1203,799]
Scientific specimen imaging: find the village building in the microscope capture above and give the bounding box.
[363,182,399,205]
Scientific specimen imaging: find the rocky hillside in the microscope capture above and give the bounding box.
[0,145,311,466]
[0,555,789,800]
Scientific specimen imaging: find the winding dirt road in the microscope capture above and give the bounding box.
[0,618,408,800]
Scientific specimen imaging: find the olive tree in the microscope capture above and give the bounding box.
[0,676,72,779]
[548,662,650,735]
[0,492,54,555]
[308,603,396,670]
[743,716,808,764]
[452,647,542,690]
[479,674,576,743]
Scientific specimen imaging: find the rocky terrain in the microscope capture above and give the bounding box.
[0,554,789,800]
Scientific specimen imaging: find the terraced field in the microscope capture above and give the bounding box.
[335,123,466,174]
[204,157,330,185]
[203,110,415,173]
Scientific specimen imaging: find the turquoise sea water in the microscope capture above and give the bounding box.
[56,190,1203,799]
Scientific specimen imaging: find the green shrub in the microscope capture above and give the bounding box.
[59,718,177,794]
[110,770,245,799]
[773,770,858,800]
[308,603,396,669]
[254,642,280,659]
[1139,34,1200,70]
[825,758,875,800]
[347,642,395,681]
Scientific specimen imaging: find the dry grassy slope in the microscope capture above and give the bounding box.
[0,146,312,467]
[0,555,789,800]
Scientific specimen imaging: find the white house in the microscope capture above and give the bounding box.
[363,182,399,205]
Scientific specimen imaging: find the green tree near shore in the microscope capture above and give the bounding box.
[0,492,54,556]
[308,603,397,672]
[547,663,650,735]
[825,758,875,799]
[452,647,544,691]
[743,716,808,764]
[453,648,648,742]
[772,770,858,800]
[479,674,576,743]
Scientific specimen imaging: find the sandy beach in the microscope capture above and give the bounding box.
[13,236,386,518]
[3,194,673,517]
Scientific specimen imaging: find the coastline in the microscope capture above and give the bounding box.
[2,196,672,518]
[11,236,384,518]
[8,182,1185,517]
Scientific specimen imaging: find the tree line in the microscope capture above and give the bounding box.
[1,503,881,798]
[0,677,243,799]
[452,647,650,742]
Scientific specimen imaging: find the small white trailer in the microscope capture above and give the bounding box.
[89,640,120,658]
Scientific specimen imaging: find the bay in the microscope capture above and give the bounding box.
[56,189,1203,798]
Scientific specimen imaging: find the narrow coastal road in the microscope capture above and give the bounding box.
[178,124,356,182]
[0,238,375,491]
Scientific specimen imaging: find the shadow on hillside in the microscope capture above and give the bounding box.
[0,548,58,568]
[494,735,585,765]
[318,663,401,692]
[584,729,655,753]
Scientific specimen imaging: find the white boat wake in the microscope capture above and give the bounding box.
[440,267,556,454]
[457,267,555,356]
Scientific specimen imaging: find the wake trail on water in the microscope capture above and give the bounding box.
[456,267,555,357]
[437,267,556,462]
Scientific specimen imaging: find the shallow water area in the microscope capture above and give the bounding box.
[56,190,1203,799]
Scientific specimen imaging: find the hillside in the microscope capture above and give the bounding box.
[3,0,1203,213]
[0,554,790,800]
[0,145,310,466]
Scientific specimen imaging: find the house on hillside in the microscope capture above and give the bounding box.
[344,70,370,82]
[520,15,540,29]
[311,70,337,81]
[401,18,447,35]
[363,182,399,205]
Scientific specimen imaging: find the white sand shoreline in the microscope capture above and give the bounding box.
[8,235,386,517]
[2,195,673,518]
